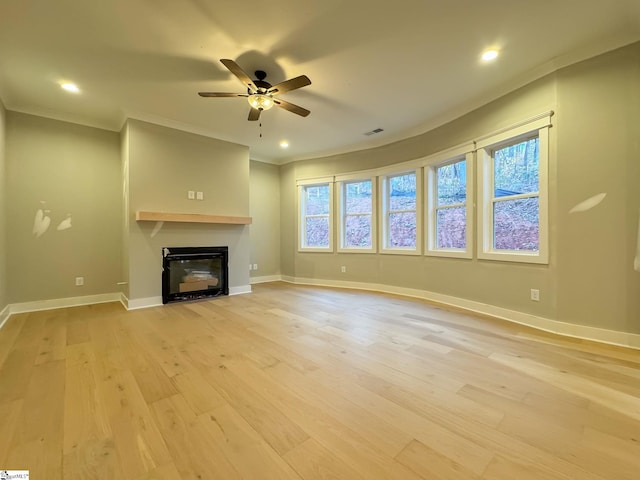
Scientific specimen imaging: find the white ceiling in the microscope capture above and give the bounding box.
[1,0,639,164]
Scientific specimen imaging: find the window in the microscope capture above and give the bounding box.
[338,178,376,252]
[299,181,334,251]
[381,170,422,254]
[426,154,473,258]
[477,117,549,263]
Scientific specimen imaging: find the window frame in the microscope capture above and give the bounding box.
[298,179,335,253]
[337,176,377,253]
[379,168,422,255]
[425,152,474,259]
[477,120,549,264]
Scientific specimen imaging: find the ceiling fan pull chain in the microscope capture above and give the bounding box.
[259,122,262,138]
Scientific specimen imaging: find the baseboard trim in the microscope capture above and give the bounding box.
[126,296,163,310]
[124,285,251,310]
[276,276,640,350]
[2,278,637,350]
[1,293,122,324]
[230,285,252,295]
[250,275,282,284]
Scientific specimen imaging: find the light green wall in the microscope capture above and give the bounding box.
[555,43,640,333]
[125,119,250,301]
[282,74,557,319]
[0,100,6,311]
[250,160,281,278]
[281,42,640,334]
[5,112,122,303]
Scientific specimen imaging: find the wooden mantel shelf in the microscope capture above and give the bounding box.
[136,211,252,225]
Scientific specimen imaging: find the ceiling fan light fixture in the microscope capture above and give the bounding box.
[248,94,274,111]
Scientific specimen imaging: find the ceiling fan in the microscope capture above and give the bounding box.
[199,59,312,121]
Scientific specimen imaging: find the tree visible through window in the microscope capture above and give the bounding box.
[492,137,539,251]
[342,180,372,248]
[302,184,330,248]
[385,173,417,248]
[435,160,467,249]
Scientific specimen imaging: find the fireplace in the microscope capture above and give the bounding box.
[162,246,229,304]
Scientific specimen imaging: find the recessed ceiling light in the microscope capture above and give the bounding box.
[60,82,80,93]
[481,49,499,62]
[280,141,289,148]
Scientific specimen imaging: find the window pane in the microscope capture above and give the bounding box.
[436,207,466,249]
[345,181,372,214]
[493,197,539,251]
[494,138,539,197]
[389,174,416,211]
[345,215,371,247]
[437,161,466,206]
[305,185,330,214]
[389,212,416,247]
[305,216,329,247]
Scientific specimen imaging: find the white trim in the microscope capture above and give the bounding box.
[337,176,377,253]
[298,183,335,253]
[122,286,251,310]
[296,176,334,186]
[126,296,163,310]
[230,285,252,295]
[475,111,553,149]
[250,275,282,284]
[425,152,474,259]
[335,168,380,183]
[477,126,549,264]
[0,293,122,323]
[380,168,423,254]
[419,142,475,167]
[276,277,640,350]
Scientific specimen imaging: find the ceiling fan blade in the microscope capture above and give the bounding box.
[220,59,258,92]
[274,98,310,117]
[198,92,248,97]
[267,75,311,95]
[248,108,261,121]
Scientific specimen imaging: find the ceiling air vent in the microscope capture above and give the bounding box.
[364,128,384,136]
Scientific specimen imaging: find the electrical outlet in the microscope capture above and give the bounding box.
[249,264,253,271]
[341,266,346,273]
[530,289,540,301]
[196,191,204,200]
[188,190,195,200]
[75,276,84,286]
[252,264,258,271]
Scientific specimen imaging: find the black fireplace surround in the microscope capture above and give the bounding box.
[162,246,229,304]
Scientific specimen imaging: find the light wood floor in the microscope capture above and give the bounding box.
[0,282,639,479]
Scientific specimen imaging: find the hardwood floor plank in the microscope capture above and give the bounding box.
[170,369,226,415]
[0,315,27,369]
[35,316,67,365]
[99,371,171,478]
[223,358,426,480]
[0,283,637,479]
[198,360,310,456]
[149,394,242,480]
[0,399,23,465]
[396,439,482,480]
[66,319,91,345]
[63,437,124,480]
[199,403,303,480]
[490,352,640,421]
[283,438,368,480]
[63,357,112,455]
[5,359,66,479]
